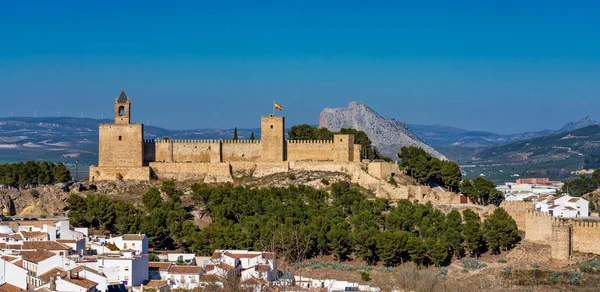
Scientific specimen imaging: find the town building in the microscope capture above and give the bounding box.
[535,194,589,218]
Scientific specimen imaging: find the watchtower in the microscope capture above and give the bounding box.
[260,115,285,162]
[115,89,131,125]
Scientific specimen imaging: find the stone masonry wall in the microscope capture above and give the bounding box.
[572,221,600,255]
[89,166,150,181]
[221,140,261,162]
[148,162,232,183]
[500,201,535,231]
[98,124,144,167]
[525,210,554,244]
[287,140,335,161]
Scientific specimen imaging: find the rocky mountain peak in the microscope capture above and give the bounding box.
[319,102,446,160]
[559,116,599,133]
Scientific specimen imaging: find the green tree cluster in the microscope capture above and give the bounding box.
[397,146,461,191]
[562,169,600,197]
[460,178,504,206]
[287,124,390,161]
[67,181,520,267]
[0,161,71,189]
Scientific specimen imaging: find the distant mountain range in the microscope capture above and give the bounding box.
[0,117,258,167]
[0,114,598,177]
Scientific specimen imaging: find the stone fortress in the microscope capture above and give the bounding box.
[90,90,369,183]
[501,201,600,262]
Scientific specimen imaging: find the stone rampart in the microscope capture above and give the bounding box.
[572,221,600,255]
[368,162,393,180]
[500,201,535,231]
[89,166,150,181]
[287,140,335,162]
[221,140,261,162]
[525,210,554,244]
[148,162,232,183]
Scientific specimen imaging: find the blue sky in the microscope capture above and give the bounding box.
[0,1,598,134]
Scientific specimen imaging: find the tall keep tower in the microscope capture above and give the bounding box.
[115,89,131,124]
[260,115,285,162]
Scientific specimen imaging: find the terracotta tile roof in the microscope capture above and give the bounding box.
[0,283,26,292]
[13,259,22,267]
[143,280,169,288]
[59,272,99,289]
[122,234,145,241]
[548,205,560,209]
[204,264,215,271]
[9,234,22,240]
[224,252,260,259]
[0,243,5,249]
[22,250,56,263]
[244,265,270,273]
[70,265,105,277]
[0,233,11,238]
[20,231,47,238]
[569,198,580,202]
[169,265,202,274]
[200,274,223,282]
[565,206,576,210]
[241,278,268,285]
[16,220,56,228]
[1,255,17,262]
[35,288,52,292]
[210,252,222,260]
[22,241,71,250]
[57,239,77,243]
[148,262,172,271]
[38,267,65,283]
[217,262,236,272]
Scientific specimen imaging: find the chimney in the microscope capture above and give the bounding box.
[67,270,72,279]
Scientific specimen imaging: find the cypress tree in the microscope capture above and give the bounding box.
[249,132,255,141]
[233,127,238,140]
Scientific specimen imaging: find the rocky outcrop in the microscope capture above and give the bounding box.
[319,102,446,160]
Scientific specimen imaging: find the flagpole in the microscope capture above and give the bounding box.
[273,100,275,116]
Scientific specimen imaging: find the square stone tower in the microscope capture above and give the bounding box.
[333,134,355,162]
[98,89,144,168]
[260,115,285,162]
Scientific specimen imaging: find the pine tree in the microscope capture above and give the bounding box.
[249,132,255,141]
[233,127,238,140]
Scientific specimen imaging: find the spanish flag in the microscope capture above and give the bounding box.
[274,102,283,111]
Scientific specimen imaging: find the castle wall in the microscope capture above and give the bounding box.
[525,211,554,244]
[287,141,335,161]
[172,140,220,163]
[221,140,261,162]
[353,144,361,162]
[552,222,571,260]
[89,166,150,181]
[368,162,393,180]
[148,162,232,183]
[500,201,535,231]
[98,124,144,167]
[572,221,600,255]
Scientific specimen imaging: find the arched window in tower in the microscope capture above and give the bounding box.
[118,106,126,116]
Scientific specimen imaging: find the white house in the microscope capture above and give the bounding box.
[167,265,202,289]
[66,266,109,292]
[55,270,98,292]
[97,252,148,287]
[535,194,589,218]
[0,257,28,291]
[105,234,148,255]
[148,262,171,280]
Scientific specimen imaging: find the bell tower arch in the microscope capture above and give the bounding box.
[115,89,131,125]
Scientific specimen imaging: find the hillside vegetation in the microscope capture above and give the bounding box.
[67,181,519,267]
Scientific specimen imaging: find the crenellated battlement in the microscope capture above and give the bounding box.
[147,139,221,144]
[221,139,261,144]
[288,139,334,144]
